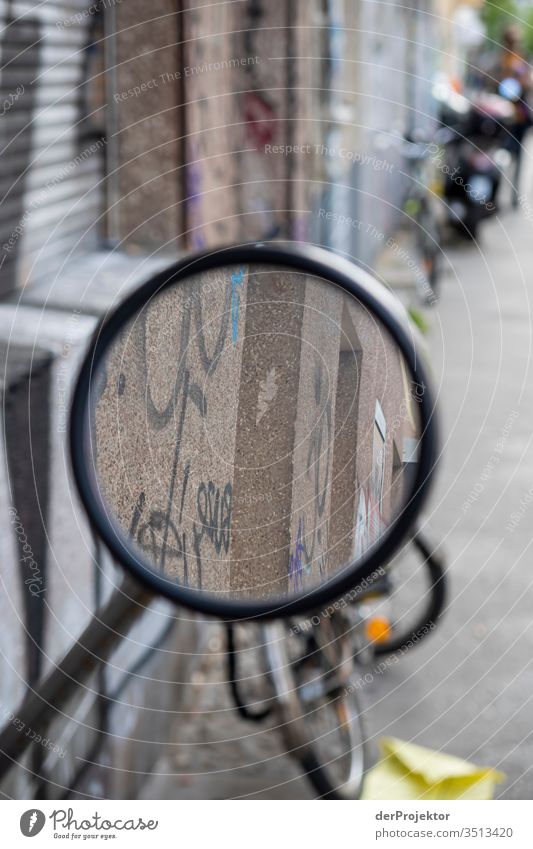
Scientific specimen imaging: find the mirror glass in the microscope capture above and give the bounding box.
[87,263,424,603]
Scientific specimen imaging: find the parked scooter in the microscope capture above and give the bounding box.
[432,78,516,239]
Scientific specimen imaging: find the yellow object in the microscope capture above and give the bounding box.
[365,615,392,644]
[362,737,505,800]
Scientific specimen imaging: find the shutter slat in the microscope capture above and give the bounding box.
[0,2,104,293]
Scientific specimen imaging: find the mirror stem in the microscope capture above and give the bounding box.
[0,577,154,781]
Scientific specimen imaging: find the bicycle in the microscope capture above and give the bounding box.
[400,135,445,305]
[226,528,446,799]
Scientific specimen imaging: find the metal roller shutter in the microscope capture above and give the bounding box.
[0,0,105,296]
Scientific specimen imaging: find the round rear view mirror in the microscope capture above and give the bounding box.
[70,243,437,620]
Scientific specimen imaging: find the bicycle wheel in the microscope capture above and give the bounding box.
[416,199,442,301]
[263,617,367,799]
[226,622,274,721]
[371,530,447,658]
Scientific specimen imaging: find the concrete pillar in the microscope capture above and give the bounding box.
[110,0,183,249]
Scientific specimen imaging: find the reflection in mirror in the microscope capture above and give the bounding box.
[89,264,423,601]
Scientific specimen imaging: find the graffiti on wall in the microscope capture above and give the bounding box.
[231,268,245,343]
[96,273,241,589]
[354,400,388,558]
[185,143,207,251]
[288,361,331,591]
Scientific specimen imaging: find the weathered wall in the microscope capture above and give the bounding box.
[106,1,308,250]
[111,0,183,249]
[94,267,418,601]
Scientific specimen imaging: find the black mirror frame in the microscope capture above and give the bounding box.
[70,242,438,621]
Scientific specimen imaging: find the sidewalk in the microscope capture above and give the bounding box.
[140,623,313,800]
[364,148,533,800]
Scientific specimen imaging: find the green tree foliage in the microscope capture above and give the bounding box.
[481,1,533,54]
[521,8,533,56]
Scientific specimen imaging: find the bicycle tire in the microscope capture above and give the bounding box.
[372,529,447,658]
[226,623,274,722]
[416,199,442,299]
[263,619,367,800]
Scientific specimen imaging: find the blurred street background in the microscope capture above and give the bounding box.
[2,0,533,801]
[141,149,533,800]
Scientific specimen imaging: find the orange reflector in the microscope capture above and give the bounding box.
[365,616,392,644]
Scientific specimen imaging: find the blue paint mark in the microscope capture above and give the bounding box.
[186,154,206,250]
[288,517,305,591]
[231,268,245,344]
